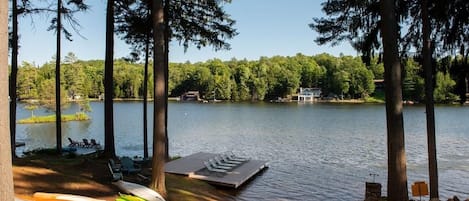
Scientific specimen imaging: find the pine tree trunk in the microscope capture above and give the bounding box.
[0,0,15,198]
[379,0,409,200]
[9,0,18,158]
[422,0,439,199]
[104,0,116,158]
[55,0,62,154]
[150,0,167,197]
[164,0,170,162]
[143,33,149,159]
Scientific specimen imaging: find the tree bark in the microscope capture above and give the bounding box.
[143,33,149,159]
[0,0,15,198]
[422,0,439,199]
[164,0,170,162]
[104,0,116,158]
[379,0,409,200]
[55,0,62,154]
[150,0,167,197]
[10,0,18,158]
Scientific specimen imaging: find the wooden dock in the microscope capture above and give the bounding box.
[165,152,268,188]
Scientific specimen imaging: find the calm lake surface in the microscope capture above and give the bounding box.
[15,102,469,200]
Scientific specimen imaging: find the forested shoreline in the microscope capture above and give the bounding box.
[13,52,465,104]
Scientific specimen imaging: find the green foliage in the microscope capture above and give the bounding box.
[15,53,463,103]
[77,98,92,113]
[367,90,385,103]
[434,72,459,103]
[17,62,39,99]
[402,58,425,101]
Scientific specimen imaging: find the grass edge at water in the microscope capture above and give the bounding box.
[18,113,90,124]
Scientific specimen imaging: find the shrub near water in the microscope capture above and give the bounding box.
[18,113,90,124]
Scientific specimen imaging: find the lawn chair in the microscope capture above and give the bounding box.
[82,139,92,148]
[226,151,249,162]
[213,157,238,167]
[203,161,228,173]
[120,157,142,174]
[218,155,243,165]
[109,159,122,172]
[90,139,102,149]
[208,159,234,170]
[108,161,123,181]
[67,138,80,147]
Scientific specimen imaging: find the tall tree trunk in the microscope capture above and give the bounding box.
[379,0,409,200]
[150,0,167,197]
[143,33,149,159]
[0,0,15,198]
[104,0,116,158]
[164,0,170,162]
[422,0,439,199]
[9,0,18,158]
[55,0,62,154]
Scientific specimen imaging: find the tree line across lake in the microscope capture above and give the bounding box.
[13,52,465,104]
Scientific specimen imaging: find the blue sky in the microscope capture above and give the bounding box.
[16,0,356,65]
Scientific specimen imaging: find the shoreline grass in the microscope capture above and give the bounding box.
[18,113,90,124]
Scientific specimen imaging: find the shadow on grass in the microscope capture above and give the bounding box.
[13,153,118,200]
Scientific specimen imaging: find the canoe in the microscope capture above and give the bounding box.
[113,180,166,201]
[33,192,105,201]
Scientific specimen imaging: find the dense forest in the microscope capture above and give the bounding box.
[13,52,465,104]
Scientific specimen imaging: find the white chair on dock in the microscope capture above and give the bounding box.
[213,156,239,167]
[226,151,249,162]
[203,161,228,173]
[208,159,233,170]
[218,155,243,165]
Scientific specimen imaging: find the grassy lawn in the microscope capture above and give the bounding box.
[13,152,234,201]
[365,91,385,103]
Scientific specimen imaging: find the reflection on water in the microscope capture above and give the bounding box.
[23,123,57,151]
[21,120,94,152]
[15,102,469,200]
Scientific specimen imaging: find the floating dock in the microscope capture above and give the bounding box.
[74,147,101,155]
[15,142,26,147]
[165,152,268,188]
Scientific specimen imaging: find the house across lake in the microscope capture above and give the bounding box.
[297,87,322,102]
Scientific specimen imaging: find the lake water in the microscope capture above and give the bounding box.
[15,102,469,200]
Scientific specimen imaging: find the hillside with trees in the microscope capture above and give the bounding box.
[12,52,462,104]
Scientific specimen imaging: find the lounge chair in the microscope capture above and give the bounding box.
[109,159,122,172]
[108,162,123,181]
[226,151,249,162]
[203,161,228,173]
[217,155,243,165]
[67,137,80,147]
[120,157,142,174]
[82,139,92,148]
[90,139,102,149]
[209,159,234,169]
[213,157,238,167]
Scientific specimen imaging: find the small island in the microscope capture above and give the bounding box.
[18,113,90,124]
[18,99,92,124]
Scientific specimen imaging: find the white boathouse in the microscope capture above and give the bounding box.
[298,87,321,102]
